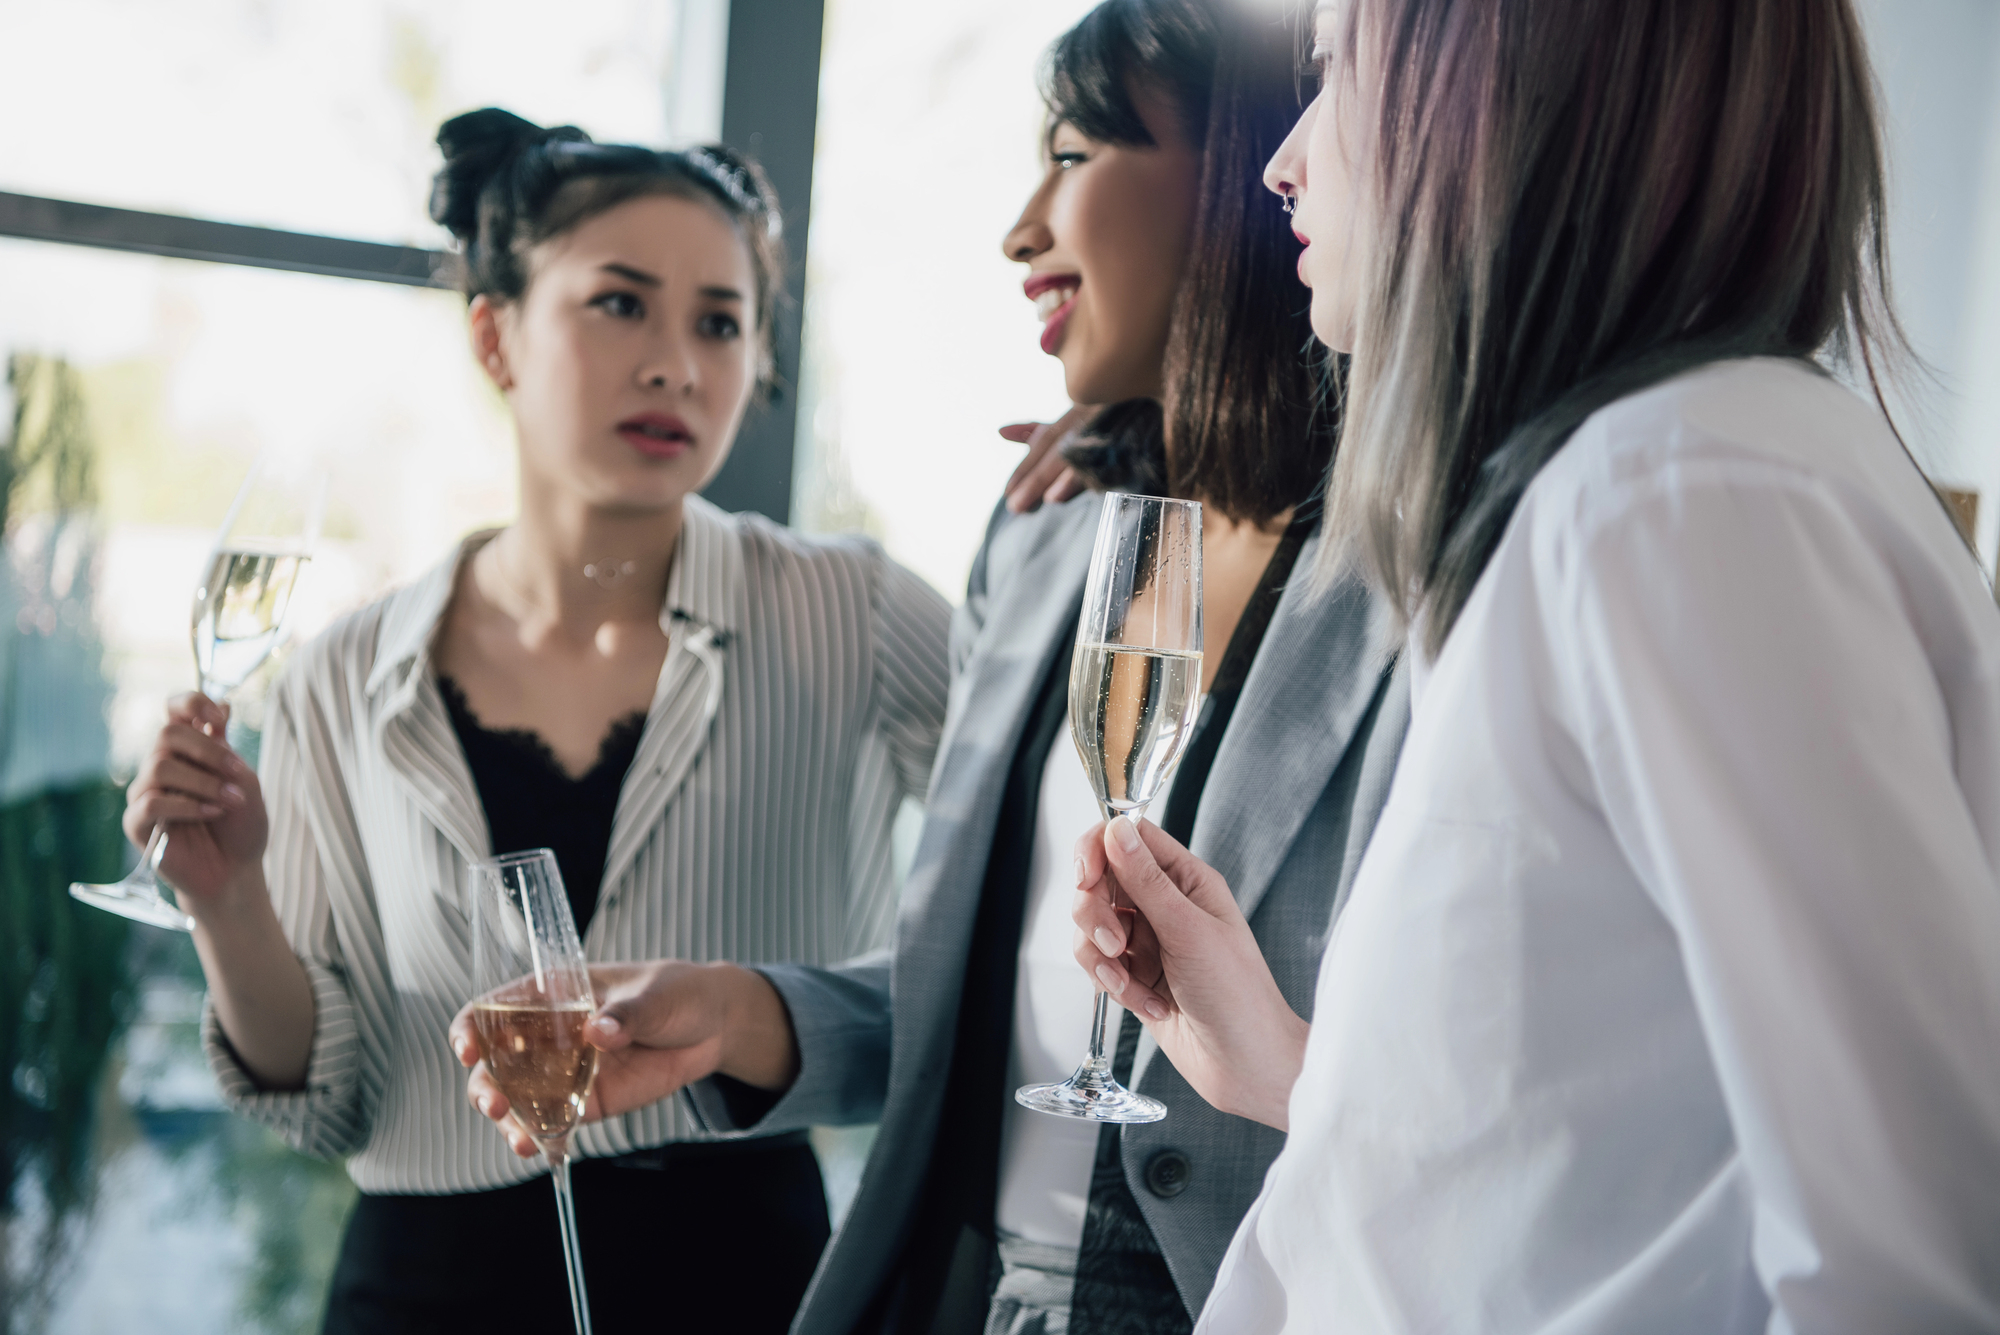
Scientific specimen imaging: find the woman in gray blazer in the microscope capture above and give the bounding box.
[460,3,1409,1331]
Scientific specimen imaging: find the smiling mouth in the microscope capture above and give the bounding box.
[1032,284,1078,321]
[1024,274,1081,355]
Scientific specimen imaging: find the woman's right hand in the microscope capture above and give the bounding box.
[123,692,269,913]
[451,960,800,1159]
[1073,816,1311,1130]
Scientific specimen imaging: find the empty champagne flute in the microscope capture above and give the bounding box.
[71,452,321,931]
[469,849,598,1335]
[1017,492,1203,1124]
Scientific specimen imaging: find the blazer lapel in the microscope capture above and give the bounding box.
[1188,538,1399,926]
[888,500,1097,1072]
[1126,549,1396,1088]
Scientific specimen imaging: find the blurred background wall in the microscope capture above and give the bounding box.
[0,1,1996,1331]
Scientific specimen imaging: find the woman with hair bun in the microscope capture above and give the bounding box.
[118,107,952,1333]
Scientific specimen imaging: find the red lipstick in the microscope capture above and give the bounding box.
[618,411,694,460]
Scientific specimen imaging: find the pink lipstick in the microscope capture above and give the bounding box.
[1024,272,1081,356]
[618,412,694,460]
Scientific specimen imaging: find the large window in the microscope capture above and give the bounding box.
[0,6,739,1331]
[0,0,711,244]
[792,0,1100,597]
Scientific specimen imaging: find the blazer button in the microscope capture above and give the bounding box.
[1144,1150,1191,1199]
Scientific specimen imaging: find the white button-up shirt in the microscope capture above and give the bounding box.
[203,496,951,1194]
[1200,359,2000,1332]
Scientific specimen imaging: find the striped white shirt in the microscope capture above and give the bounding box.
[201,496,952,1194]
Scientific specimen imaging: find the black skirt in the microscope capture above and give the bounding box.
[322,1133,829,1334]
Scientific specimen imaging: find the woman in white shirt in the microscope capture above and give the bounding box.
[121,109,952,1333]
[1073,0,2000,1330]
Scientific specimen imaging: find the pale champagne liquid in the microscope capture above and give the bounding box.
[472,1003,599,1140]
[192,549,309,694]
[1070,645,1203,813]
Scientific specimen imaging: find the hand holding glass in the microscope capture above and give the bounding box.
[71,454,320,931]
[469,849,598,1335]
[1016,492,1203,1124]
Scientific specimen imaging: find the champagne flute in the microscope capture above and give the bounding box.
[71,452,321,932]
[1017,492,1203,1124]
[468,849,597,1335]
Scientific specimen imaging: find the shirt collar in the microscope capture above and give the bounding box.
[365,530,488,699]
[660,494,744,644]
[364,495,744,701]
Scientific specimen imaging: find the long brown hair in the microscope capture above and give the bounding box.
[1319,0,1906,652]
[1046,0,1338,524]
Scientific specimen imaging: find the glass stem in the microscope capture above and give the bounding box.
[547,1148,593,1335]
[137,825,169,886]
[1086,991,1113,1067]
[1086,799,1142,1073]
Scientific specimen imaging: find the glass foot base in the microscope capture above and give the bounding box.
[70,879,195,933]
[1015,1074,1167,1124]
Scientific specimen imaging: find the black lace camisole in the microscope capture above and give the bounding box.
[437,675,646,934]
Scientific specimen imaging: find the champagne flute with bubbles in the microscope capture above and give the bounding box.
[71,451,321,932]
[1017,492,1203,1124]
[469,849,598,1335]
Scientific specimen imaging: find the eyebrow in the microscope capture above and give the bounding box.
[598,262,743,303]
[600,262,660,287]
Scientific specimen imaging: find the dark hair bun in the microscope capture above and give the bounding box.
[424,106,785,388]
[429,108,588,242]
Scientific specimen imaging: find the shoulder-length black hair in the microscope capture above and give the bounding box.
[1047,0,1336,527]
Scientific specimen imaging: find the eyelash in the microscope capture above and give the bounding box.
[593,291,645,320]
[1052,150,1087,170]
[591,292,740,340]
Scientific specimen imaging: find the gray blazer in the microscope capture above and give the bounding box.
[689,494,1410,1332]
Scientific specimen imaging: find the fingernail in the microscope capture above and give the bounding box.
[1111,817,1142,853]
[452,1040,466,1062]
[590,1014,620,1035]
[200,803,225,817]
[220,783,245,803]
[478,1096,493,1117]
[1073,855,1087,887]
[1094,927,1122,957]
[1095,963,1125,995]
[1143,1000,1167,1021]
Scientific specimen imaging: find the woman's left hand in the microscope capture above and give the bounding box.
[1000,403,1097,513]
[1073,816,1310,1129]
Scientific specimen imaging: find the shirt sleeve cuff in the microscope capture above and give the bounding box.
[202,958,365,1157]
